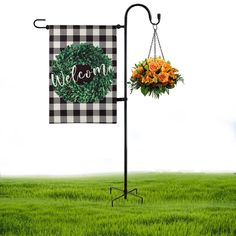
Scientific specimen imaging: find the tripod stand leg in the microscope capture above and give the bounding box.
[127,188,138,194]
[127,191,144,203]
[110,187,124,194]
[111,193,125,207]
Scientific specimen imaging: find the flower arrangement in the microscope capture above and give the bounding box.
[129,57,183,98]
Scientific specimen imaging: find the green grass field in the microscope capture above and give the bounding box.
[0,173,236,236]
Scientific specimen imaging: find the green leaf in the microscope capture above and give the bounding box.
[178,77,184,84]
[144,65,149,71]
[141,86,149,96]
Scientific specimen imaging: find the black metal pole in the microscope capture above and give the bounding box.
[124,8,128,200]
[111,4,161,206]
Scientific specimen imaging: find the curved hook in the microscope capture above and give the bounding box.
[33,19,49,29]
[124,4,161,26]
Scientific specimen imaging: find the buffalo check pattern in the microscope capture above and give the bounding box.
[49,25,117,123]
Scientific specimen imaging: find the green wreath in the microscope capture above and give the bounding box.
[51,43,114,103]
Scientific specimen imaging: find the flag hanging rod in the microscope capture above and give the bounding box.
[33,5,160,29]
[33,19,124,29]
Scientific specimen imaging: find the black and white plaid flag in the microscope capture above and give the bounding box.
[49,25,117,123]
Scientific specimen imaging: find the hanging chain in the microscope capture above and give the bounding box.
[148,31,155,59]
[153,27,157,60]
[156,30,165,60]
[148,25,165,61]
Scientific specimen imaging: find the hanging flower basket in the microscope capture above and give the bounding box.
[129,23,183,98]
[129,57,183,98]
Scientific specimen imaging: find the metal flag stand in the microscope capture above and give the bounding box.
[33,3,161,207]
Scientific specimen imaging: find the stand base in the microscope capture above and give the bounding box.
[110,187,144,207]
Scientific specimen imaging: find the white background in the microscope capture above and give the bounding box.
[0,0,236,175]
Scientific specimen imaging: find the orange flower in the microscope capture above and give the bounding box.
[169,72,177,80]
[137,66,144,74]
[132,71,138,79]
[149,62,160,72]
[153,76,158,83]
[161,64,171,73]
[147,71,154,77]
[169,79,175,87]
[141,75,152,84]
[158,72,169,84]
[147,58,154,63]
[172,68,178,73]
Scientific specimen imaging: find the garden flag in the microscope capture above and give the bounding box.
[49,25,117,123]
